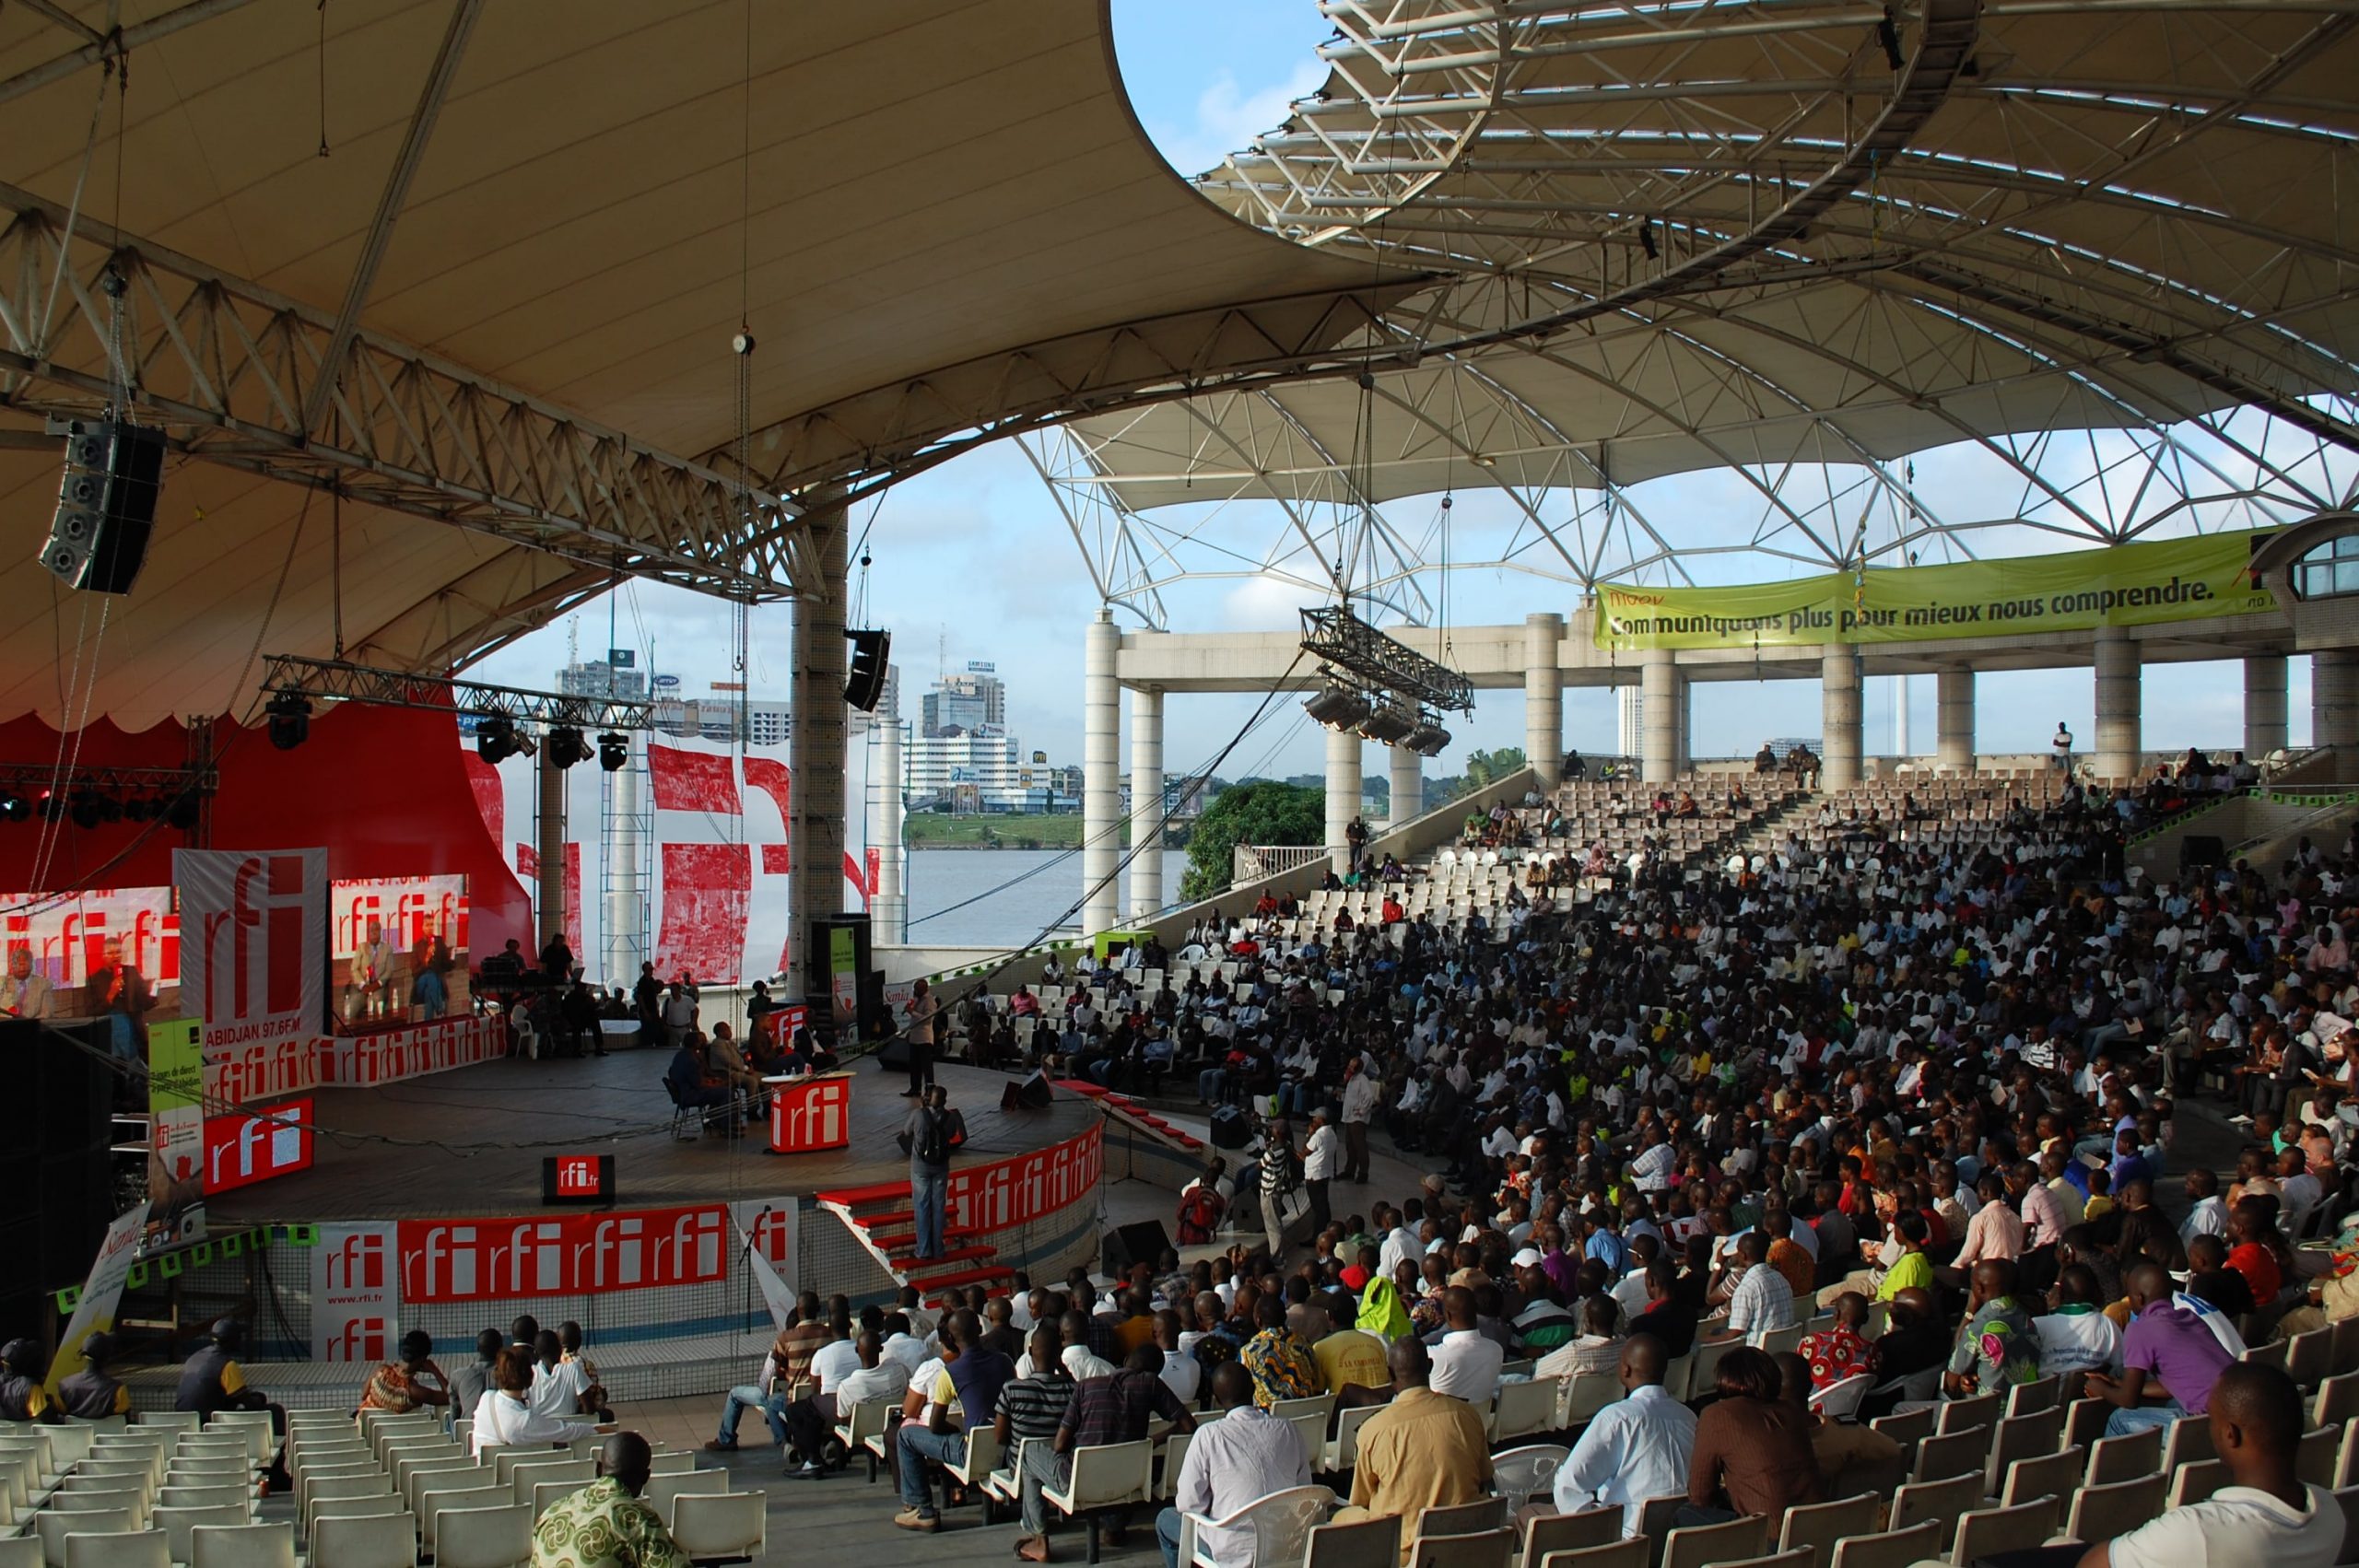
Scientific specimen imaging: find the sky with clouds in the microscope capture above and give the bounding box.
[470,0,2313,781]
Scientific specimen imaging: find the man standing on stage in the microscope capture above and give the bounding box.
[1,947,54,1020]
[902,977,939,1098]
[899,1085,967,1263]
[86,936,149,1065]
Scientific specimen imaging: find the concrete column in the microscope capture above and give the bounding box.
[2316,649,2359,749]
[1389,745,1423,829]
[2244,654,2288,758]
[868,719,906,943]
[788,502,849,1005]
[1936,668,1976,773]
[1081,611,1121,936]
[600,731,643,983]
[535,747,567,949]
[1641,649,1681,783]
[1525,613,1565,789]
[1821,643,1862,790]
[1128,686,1164,921]
[1325,727,1363,873]
[2094,626,2142,779]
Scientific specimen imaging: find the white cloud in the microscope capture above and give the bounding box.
[1148,58,1329,182]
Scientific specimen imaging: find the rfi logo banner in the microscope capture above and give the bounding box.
[948,1124,1103,1235]
[396,1204,729,1303]
[174,848,327,1053]
[311,1222,399,1363]
[729,1197,799,1289]
[203,1098,313,1194]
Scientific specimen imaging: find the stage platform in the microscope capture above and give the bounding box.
[203,1054,1097,1224]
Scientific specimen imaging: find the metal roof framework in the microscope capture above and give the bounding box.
[1054,0,2359,618]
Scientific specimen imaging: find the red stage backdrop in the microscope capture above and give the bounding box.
[0,707,533,957]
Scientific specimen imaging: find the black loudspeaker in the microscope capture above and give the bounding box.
[1001,1071,1054,1112]
[2181,835,2226,872]
[1100,1220,1171,1276]
[1208,1104,1252,1149]
[843,629,891,712]
[42,419,165,594]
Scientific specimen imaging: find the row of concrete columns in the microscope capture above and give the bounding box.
[1064,603,2359,937]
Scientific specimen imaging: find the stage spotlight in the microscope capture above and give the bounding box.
[36,791,62,823]
[1358,702,1414,746]
[266,690,311,751]
[597,731,629,772]
[1406,717,1452,756]
[0,792,27,823]
[68,790,102,829]
[476,716,518,764]
[165,790,201,831]
[1303,684,1371,730]
[546,726,590,769]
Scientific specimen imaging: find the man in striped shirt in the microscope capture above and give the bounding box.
[997,1326,1079,1563]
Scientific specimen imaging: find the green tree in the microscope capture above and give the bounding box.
[1179,781,1325,903]
[1461,746,1527,790]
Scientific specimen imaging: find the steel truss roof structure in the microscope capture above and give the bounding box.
[1055,0,2359,614]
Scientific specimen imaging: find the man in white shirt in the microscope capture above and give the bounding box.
[1299,1108,1342,1237]
[1426,1287,1504,1406]
[2180,1168,2230,1249]
[1155,1362,1311,1568]
[2034,1265,2124,1386]
[1339,1062,1380,1185]
[1628,1129,1676,1193]
[792,1331,910,1478]
[1721,1234,1798,1343]
[1554,1337,1696,1536]
[2090,1361,2341,1568]
[0,948,54,1019]
[1155,1310,1202,1408]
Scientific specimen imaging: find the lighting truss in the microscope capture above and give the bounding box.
[0,184,811,600]
[1299,605,1473,715]
[258,655,657,732]
[0,762,215,797]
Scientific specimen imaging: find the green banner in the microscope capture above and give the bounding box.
[1595,529,2279,650]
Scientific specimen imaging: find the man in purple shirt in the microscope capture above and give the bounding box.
[2086,1263,2234,1437]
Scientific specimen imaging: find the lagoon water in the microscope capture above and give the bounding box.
[901,848,1193,948]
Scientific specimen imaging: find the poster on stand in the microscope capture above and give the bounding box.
[175,848,328,1057]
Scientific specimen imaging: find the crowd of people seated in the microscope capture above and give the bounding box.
[800,761,2359,1562]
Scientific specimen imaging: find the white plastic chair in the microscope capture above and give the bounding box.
[1040,1439,1155,1563]
[0,1536,40,1568]
[1179,1483,1339,1568]
[433,1503,532,1568]
[155,1502,252,1563]
[670,1492,767,1562]
[311,1511,418,1568]
[1487,1445,1567,1514]
[1490,1377,1561,1442]
[189,1522,297,1568]
[1809,1374,1872,1422]
[67,1529,167,1568]
[39,1506,141,1567]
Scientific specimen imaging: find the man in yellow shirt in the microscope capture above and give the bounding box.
[1345,1339,1492,1560]
[1308,1296,1390,1398]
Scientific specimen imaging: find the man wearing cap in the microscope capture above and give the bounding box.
[176,1319,289,1488]
[1299,1109,1342,1238]
[53,1332,128,1419]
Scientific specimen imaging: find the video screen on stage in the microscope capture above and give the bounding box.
[328,874,471,1033]
[0,885,183,1024]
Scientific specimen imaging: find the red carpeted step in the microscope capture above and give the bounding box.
[912,1263,1015,1293]
[815,1179,909,1208]
[885,1244,994,1270]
